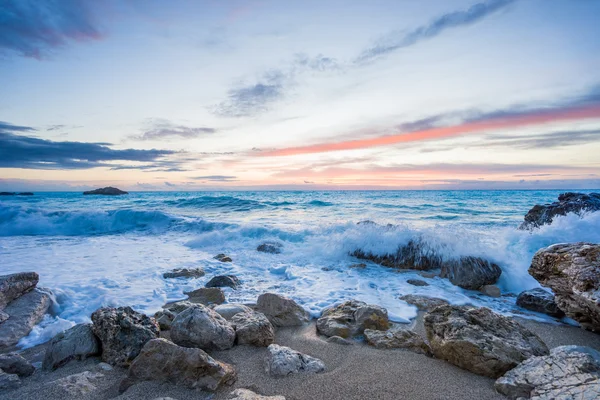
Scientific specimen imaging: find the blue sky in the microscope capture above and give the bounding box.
[1,0,599,190]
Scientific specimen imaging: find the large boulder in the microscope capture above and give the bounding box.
[0,272,39,310]
[206,275,241,289]
[529,243,600,331]
[424,305,549,378]
[163,268,205,279]
[170,304,236,350]
[213,303,253,320]
[232,311,275,347]
[91,306,159,366]
[120,338,236,392]
[257,241,283,254]
[0,352,35,377]
[520,192,600,229]
[265,344,325,376]
[43,323,100,370]
[516,288,564,318]
[439,257,502,290]
[316,300,389,338]
[0,288,52,350]
[495,345,600,399]
[83,186,128,195]
[184,287,226,305]
[256,293,310,327]
[364,328,432,355]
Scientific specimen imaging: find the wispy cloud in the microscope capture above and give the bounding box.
[190,175,238,182]
[129,119,217,141]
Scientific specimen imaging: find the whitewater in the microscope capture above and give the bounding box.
[2,190,600,348]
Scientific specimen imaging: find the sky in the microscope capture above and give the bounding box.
[1,0,600,191]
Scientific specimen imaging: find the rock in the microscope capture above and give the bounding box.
[352,239,443,270]
[83,186,128,195]
[0,310,8,323]
[529,243,600,331]
[184,287,226,305]
[214,303,253,320]
[407,279,428,287]
[516,288,564,318]
[206,275,241,289]
[0,352,35,377]
[229,388,286,400]
[0,288,52,350]
[439,257,502,290]
[495,345,600,400]
[162,300,194,314]
[96,362,113,371]
[419,271,439,278]
[316,300,389,338]
[0,370,21,390]
[480,284,501,298]
[120,338,236,392]
[91,306,159,367]
[43,323,100,370]
[326,336,354,345]
[154,309,176,330]
[348,263,366,269]
[257,241,283,254]
[171,304,236,350]
[215,253,233,262]
[256,293,310,327]
[364,328,432,355]
[0,272,39,310]
[424,305,549,378]
[399,295,449,312]
[163,268,205,279]
[48,371,104,396]
[266,344,325,376]
[232,311,275,347]
[520,192,600,229]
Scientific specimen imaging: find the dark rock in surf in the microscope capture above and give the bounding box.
[214,253,233,262]
[407,279,429,287]
[257,241,283,254]
[83,186,128,195]
[206,275,240,289]
[520,192,600,229]
[184,287,226,305]
[439,257,502,290]
[516,288,564,318]
[163,268,205,279]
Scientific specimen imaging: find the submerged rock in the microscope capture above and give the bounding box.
[229,388,286,400]
[480,284,501,298]
[316,300,389,338]
[256,293,310,327]
[232,311,275,347]
[0,288,52,350]
[170,304,236,351]
[407,279,428,287]
[529,242,600,331]
[516,288,564,318]
[257,241,283,254]
[266,344,325,376]
[0,352,35,377]
[214,253,233,262]
[0,272,39,310]
[206,275,241,289]
[214,303,253,320]
[184,287,226,305]
[364,328,431,355]
[163,268,205,279]
[399,295,449,312]
[520,192,600,229]
[43,323,100,370]
[83,186,128,195]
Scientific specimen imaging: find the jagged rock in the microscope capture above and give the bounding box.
[424,305,549,378]
[495,345,600,399]
[154,309,176,330]
[232,311,275,347]
[48,371,104,396]
[0,288,52,350]
[364,328,432,355]
[120,338,236,392]
[214,304,253,320]
[91,306,159,367]
[0,272,39,310]
[529,243,600,331]
[214,253,232,262]
[326,336,354,345]
[257,242,283,254]
[206,275,241,289]
[266,344,325,376]
[171,304,236,350]
[480,284,501,298]
[400,295,449,312]
[407,279,428,287]
[0,352,35,377]
[256,293,310,327]
[0,310,8,323]
[163,268,205,279]
[83,186,128,195]
[43,323,100,370]
[316,300,389,338]
[184,287,226,305]
[439,257,502,290]
[0,370,21,390]
[520,192,600,229]
[516,288,564,318]
[229,388,286,400]
[352,239,443,270]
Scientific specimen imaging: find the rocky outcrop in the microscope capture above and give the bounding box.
[400,295,449,312]
[229,388,286,400]
[170,304,236,350]
[520,192,600,229]
[266,344,325,376]
[120,338,236,392]
[495,345,600,399]
[424,305,548,378]
[529,243,600,331]
[256,293,310,327]
[516,288,564,318]
[0,353,35,377]
[232,311,275,347]
[214,304,253,320]
[206,275,241,289]
[316,300,389,338]
[83,186,128,195]
[184,287,226,305]
[43,323,100,370]
[0,288,52,350]
[257,242,283,254]
[91,306,159,366]
[0,272,39,310]
[214,253,233,262]
[364,328,431,355]
[163,268,205,279]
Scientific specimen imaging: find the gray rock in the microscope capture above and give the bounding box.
[229,388,286,399]
[399,295,449,312]
[480,284,501,298]
[439,257,502,290]
[0,288,52,350]
[184,287,226,305]
[47,371,104,396]
[232,311,275,347]
[516,288,564,318]
[316,300,389,338]
[0,272,39,310]
[257,242,283,254]
[364,328,432,355]
[266,344,325,376]
[256,293,310,327]
[163,268,205,279]
[171,304,236,350]
[206,275,241,289]
[424,305,549,378]
[154,309,176,330]
[91,306,159,367]
[162,300,194,314]
[520,192,600,229]
[120,338,236,392]
[214,304,253,320]
[326,336,354,345]
[352,239,444,271]
[529,243,600,331]
[0,370,21,390]
[495,345,600,399]
[0,352,35,377]
[83,186,128,195]
[214,253,233,262]
[407,279,428,287]
[43,323,100,370]
[0,310,8,324]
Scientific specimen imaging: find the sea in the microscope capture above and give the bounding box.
[2,190,600,348]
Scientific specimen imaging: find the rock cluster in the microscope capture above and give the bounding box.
[520,192,600,229]
[316,300,389,338]
[83,186,128,195]
[184,287,226,305]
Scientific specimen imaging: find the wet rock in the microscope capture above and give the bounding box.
[0,370,21,390]
[480,284,501,298]
[364,328,432,355]
[0,288,52,350]
[257,242,283,254]
[516,288,564,318]
[91,306,159,367]
[399,295,449,312]
[0,352,35,377]
[214,253,233,262]
[495,345,600,399]
[163,268,205,279]
[83,186,128,195]
[232,311,275,347]
[424,305,549,378]
[407,279,428,287]
[352,239,443,271]
[120,338,236,392]
[529,243,600,331]
[316,300,389,338]
[184,287,226,305]
[520,192,600,229]
[48,371,104,396]
[439,257,502,290]
[266,344,325,376]
[171,304,236,350]
[326,336,354,345]
[0,272,39,310]
[206,275,241,289]
[256,293,310,327]
[214,303,253,320]
[229,388,286,400]
[419,271,439,278]
[43,323,100,370]
[154,309,176,330]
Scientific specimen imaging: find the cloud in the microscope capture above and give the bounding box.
[164,181,175,187]
[0,121,36,132]
[0,0,102,59]
[190,175,238,182]
[129,119,217,141]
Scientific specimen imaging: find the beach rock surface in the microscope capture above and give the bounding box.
[229,388,286,399]
[232,311,275,347]
[364,328,431,355]
[163,268,205,279]
[91,306,159,366]
[214,303,253,320]
[317,300,389,338]
[266,344,325,376]
[47,371,104,396]
[0,370,21,390]
[520,192,600,229]
[400,294,449,311]
[83,186,128,195]
[206,275,241,289]
[256,293,310,327]
[529,242,600,331]
[184,287,226,305]
[0,272,39,310]
[170,304,236,350]
[257,241,283,254]
[516,288,564,318]
[0,352,35,377]
[0,288,52,350]
[424,305,549,378]
[43,323,100,370]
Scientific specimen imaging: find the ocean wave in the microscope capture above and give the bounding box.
[305,200,334,206]
[165,195,267,211]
